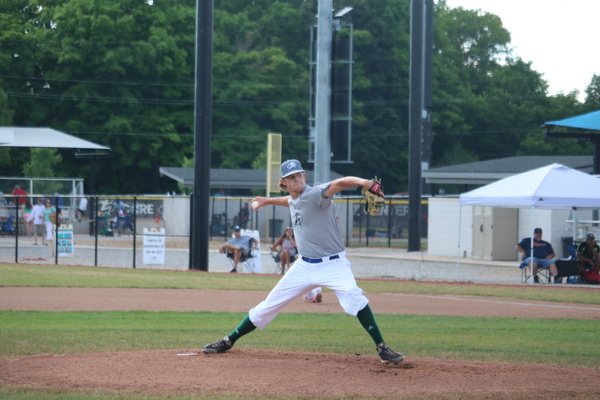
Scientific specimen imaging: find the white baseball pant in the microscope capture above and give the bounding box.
[249,251,369,329]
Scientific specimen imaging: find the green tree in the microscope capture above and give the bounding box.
[0,0,40,175]
[519,90,593,157]
[211,4,311,169]
[320,0,411,190]
[23,148,62,177]
[23,148,63,194]
[0,0,585,195]
[29,0,196,193]
[0,88,13,169]
[584,74,600,111]
[0,0,42,124]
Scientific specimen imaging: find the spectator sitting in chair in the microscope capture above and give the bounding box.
[220,225,258,273]
[516,227,560,284]
[270,227,297,275]
[576,233,600,273]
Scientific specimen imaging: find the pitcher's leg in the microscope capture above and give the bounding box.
[249,263,313,329]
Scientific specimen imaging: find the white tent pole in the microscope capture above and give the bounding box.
[456,205,462,281]
[572,207,577,245]
[529,206,534,284]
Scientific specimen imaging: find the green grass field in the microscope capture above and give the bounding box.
[1,263,599,304]
[1,263,599,400]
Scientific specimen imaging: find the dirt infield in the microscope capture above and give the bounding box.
[1,287,599,399]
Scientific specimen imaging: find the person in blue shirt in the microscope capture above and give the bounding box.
[112,198,125,213]
[52,192,64,207]
[516,228,560,283]
[220,225,258,273]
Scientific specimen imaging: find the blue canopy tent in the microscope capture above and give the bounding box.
[544,110,600,174]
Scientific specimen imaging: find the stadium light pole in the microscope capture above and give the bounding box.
[422,0,434,196]
[314,0,333,185]
[191,0,214,271]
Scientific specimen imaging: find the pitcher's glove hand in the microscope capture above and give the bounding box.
[361,177,385,216]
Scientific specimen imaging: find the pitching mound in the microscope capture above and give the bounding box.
[1,348,599,399]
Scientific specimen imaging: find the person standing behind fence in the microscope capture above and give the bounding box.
[52,193,63,224]
[22,198,34,238]
[28,198,46,245]
[75,196,88,223]
[43,199,57,246]
[112,198,125,214]
[238,202,250,229]
[12,185,27,206]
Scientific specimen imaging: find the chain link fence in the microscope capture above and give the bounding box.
[0,194,428,269]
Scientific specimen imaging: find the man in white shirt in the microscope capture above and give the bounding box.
[76,197,88,223]
[27,198,46,245]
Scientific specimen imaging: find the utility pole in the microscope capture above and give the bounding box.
[422,0,434,196]
[314,0,333,185]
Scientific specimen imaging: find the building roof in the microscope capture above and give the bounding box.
[159,167,344,190]
[422,156,593,185]
[0,127,110,150]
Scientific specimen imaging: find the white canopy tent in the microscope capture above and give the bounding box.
[458,163,600,283]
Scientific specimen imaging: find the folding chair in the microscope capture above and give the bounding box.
[270,250,283,274]
[225,237,256,273]
[117,215,135,236]
[97,214,111,236]
[0,215,15,235]
[519,261,550,283]
[269,249,297,275]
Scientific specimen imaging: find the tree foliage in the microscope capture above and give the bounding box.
[0,0,593,194]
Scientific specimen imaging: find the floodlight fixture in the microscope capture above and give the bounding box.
[75,149,111,158]
[334,6,353,18]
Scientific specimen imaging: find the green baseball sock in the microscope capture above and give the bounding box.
[357,305,384,345]
[228,314,256,344]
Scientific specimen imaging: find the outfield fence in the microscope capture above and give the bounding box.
[0,195,429,269]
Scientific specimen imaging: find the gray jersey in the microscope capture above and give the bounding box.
[288,183,344,258]
[227,235,253,250]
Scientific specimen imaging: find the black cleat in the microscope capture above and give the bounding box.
[377,341,404,364]
[202,336,233,354]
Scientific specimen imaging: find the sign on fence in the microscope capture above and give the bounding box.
[143,228,165,265]
[57,225,74,257]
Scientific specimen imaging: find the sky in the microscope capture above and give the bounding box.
[444,0,599,101]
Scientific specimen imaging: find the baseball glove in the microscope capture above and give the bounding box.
[361,176,385,216]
